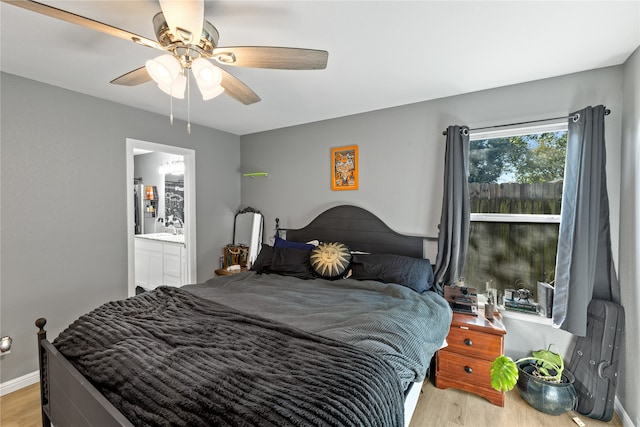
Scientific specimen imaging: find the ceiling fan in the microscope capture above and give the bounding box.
[2,0,329,107]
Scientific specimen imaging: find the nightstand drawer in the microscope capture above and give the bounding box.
[437,350,492,387]
[446,326,502,360]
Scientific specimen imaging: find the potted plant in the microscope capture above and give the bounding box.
[490,344,578,415]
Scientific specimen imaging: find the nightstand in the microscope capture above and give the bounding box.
[435,311,507,406]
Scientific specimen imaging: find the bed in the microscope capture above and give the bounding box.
[35,205,452,427]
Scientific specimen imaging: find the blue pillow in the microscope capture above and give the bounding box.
[350,254,434,293]
[274,236,316,251]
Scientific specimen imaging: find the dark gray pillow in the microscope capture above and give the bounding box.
[250,244,274,272]
[268,247,314,279]
[350,254,434,293]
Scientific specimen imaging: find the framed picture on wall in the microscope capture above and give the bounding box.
[331,145,358,191]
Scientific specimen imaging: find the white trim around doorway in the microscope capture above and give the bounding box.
[126,138,197,297]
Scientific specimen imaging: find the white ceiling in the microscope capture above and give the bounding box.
[1,1,639,136]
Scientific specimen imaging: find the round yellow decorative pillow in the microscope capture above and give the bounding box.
[310,242,352,280]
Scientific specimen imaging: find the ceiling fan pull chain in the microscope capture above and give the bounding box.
[169,80,174,126]
[187,69,191,134]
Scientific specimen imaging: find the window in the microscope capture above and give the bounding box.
[462,123,568,308]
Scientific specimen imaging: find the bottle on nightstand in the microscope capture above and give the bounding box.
[484,294,495,320]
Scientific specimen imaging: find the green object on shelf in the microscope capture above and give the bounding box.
[243,172,269,177]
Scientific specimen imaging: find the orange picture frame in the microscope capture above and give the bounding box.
[331,145,358,191]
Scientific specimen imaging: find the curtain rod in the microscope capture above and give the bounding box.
[442,108,611,136]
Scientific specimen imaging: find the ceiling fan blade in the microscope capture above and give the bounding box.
[212,47,328,70]
[159,0,203,44]
[110,67,152,86]
[1,0,163,49]
[219,69,261,105]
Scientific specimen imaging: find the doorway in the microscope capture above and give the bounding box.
[126,138,197,297]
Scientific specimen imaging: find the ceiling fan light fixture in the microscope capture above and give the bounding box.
[158,74,187,99]
[200,85,225,101]
[159,0,204,44]
[192,58,222,83]
[199,67,215,81]
[191,58,223,100]
[146,54,182,86]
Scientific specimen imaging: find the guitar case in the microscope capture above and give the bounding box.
[567,299,625,421]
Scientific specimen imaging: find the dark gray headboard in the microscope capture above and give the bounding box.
[281,205,426,258]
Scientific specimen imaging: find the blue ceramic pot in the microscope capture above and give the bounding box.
[516,361,578,416]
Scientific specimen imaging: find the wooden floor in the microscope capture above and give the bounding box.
[411,381,623,427]
[0,381,624,427]
[0,384,41,427]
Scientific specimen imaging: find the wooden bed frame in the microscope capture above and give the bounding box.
[36,204,437,427]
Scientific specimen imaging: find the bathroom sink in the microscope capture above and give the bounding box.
[135,233,185,244]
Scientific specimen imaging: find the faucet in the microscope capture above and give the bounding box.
[164,216,184,234]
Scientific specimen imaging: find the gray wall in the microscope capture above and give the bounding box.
[241,65,623,264]
[0,72,241,382]
[241,66,635,418]
[620,46,639,427]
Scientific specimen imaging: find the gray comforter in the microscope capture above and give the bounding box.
[54,286,405,427]
[185,272,452,390]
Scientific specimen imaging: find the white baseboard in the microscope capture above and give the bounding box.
[616,396,635,427]
[0,370,39,396]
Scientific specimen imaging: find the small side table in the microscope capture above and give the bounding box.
[215,267,247,276]
[435,311,507,406]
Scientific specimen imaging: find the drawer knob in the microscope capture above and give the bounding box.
[464,366,473,374]
[464,338,473,346]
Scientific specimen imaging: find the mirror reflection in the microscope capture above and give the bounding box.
[164,174,184,231]
[233,207,264,267]
[133,152,185,235]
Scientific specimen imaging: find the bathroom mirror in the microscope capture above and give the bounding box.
[134,152,185,234]
[165,176,184,227]
[233,207,264,266]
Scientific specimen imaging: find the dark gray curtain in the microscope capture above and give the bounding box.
[434,125,470,294]
[553,105,620,336]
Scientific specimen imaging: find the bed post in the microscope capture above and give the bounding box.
[35,318,51,427]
